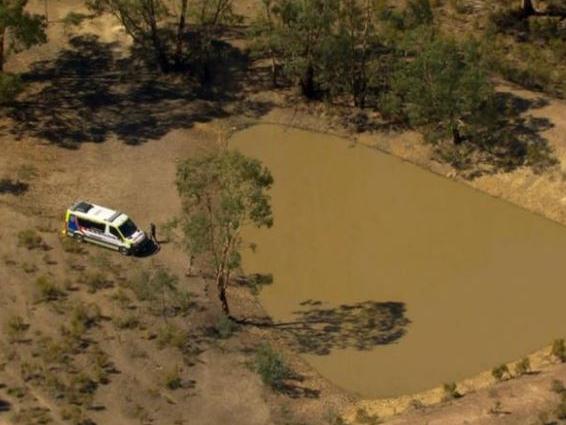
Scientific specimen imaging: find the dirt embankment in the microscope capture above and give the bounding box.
[1,1,566,424]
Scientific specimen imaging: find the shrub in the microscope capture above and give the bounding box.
[0,73,23,104]
[71,302,101,334]
[514,357,531,376]
[556,393,566,420]
[156,324,186,350]
[34,275,64,302]
[164,366,183,390]
[113,313,139,330]
[60,236,85,254]
[21,262,38,273]
[551,379,565,394]
[4,315,28,343]
[354,408,381,425]
[442,382,461,400]
[80,271,110,293]
[255,343,288,389]
[17,229,43,250]
[492,364,510,382]
[552,339,566,362]
[215,314,237,339]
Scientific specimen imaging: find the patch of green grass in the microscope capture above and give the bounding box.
[156,324,186,350]
[514,357,531,377]
[60,236,85,254]
[215,314,238,339]
[164,366,183,390]
[80,271,110,293]
[255,343,289,390]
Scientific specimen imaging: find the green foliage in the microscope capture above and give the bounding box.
[70,302,101,334]
[215,314,238,339]
[514,357,531,376]
[388,37,494,144]
[176,149,273,314]
[0,1,46,64]
[492,364,510,382]
[255,343,288,389]
[62,11,91,28]
[0,73,22,103]
[552,339,566,362]
[17,229,43,250]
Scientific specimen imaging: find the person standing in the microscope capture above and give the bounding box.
[149,222,157,245]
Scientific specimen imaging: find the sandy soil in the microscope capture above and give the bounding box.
[1,1,566,424]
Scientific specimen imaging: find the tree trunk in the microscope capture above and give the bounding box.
[521,0,536,17]
[300,63,315,99]
[174,0,189,68]
[216,272,230,315]
[147,0,169,72]
[0,27,5,72]
[452,126,462,145]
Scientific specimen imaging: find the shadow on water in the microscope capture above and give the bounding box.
[239,300,410,356]
[3,33,274,148]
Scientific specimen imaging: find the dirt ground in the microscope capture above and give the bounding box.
[1,1,566,425]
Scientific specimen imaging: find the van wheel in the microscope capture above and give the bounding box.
[73,233,84,243]
[119,247,129,256]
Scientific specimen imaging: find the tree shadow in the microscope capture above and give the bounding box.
[2,33,273,148]
[0,179,28,195]
[0,399,10,412]
[435,91,557,178]
[268,300,410,356]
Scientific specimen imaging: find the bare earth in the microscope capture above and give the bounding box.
[1,1,566,425]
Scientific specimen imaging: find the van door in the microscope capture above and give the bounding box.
[77,217,106,242]
[106,225,124,250]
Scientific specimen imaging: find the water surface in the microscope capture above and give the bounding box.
[231,124,566,397]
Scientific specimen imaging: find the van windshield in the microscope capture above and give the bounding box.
[119,219,138,238]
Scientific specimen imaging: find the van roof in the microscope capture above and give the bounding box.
[70,201,128,225]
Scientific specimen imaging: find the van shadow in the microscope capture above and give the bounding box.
[3,33,273,149]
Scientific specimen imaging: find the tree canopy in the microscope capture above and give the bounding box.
[176,149,273,316]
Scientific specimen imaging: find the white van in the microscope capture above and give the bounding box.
[64,201,147,255]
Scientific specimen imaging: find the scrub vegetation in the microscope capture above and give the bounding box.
[1,1,566,425]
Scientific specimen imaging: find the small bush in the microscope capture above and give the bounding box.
[442,382,461,400]
[156,324,186,350]
[551,379,565,394]
[0,73,23,104]
[552,339,566,362]
[17,229,43,250]
[71,302,101,334]
[34,275,64,302]
[492,364,510,382]
[60,236,85,254]
[556,393,566,420]
[514,357,531,377]
[255,343,288,389]
[164,366,183,390]
[113,313,139,330]
[62,11,90,28]
[80,271,110,293]
[4,315,28,343]
[215,314,237,339]
[355,408,381,425]
[21,262,38,274]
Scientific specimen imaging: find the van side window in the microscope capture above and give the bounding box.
[77,218,105,233]
[109,227,122,239]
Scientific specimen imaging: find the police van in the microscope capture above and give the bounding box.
[64,201,147,255]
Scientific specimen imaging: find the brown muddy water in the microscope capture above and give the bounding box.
[231,124,566,398]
